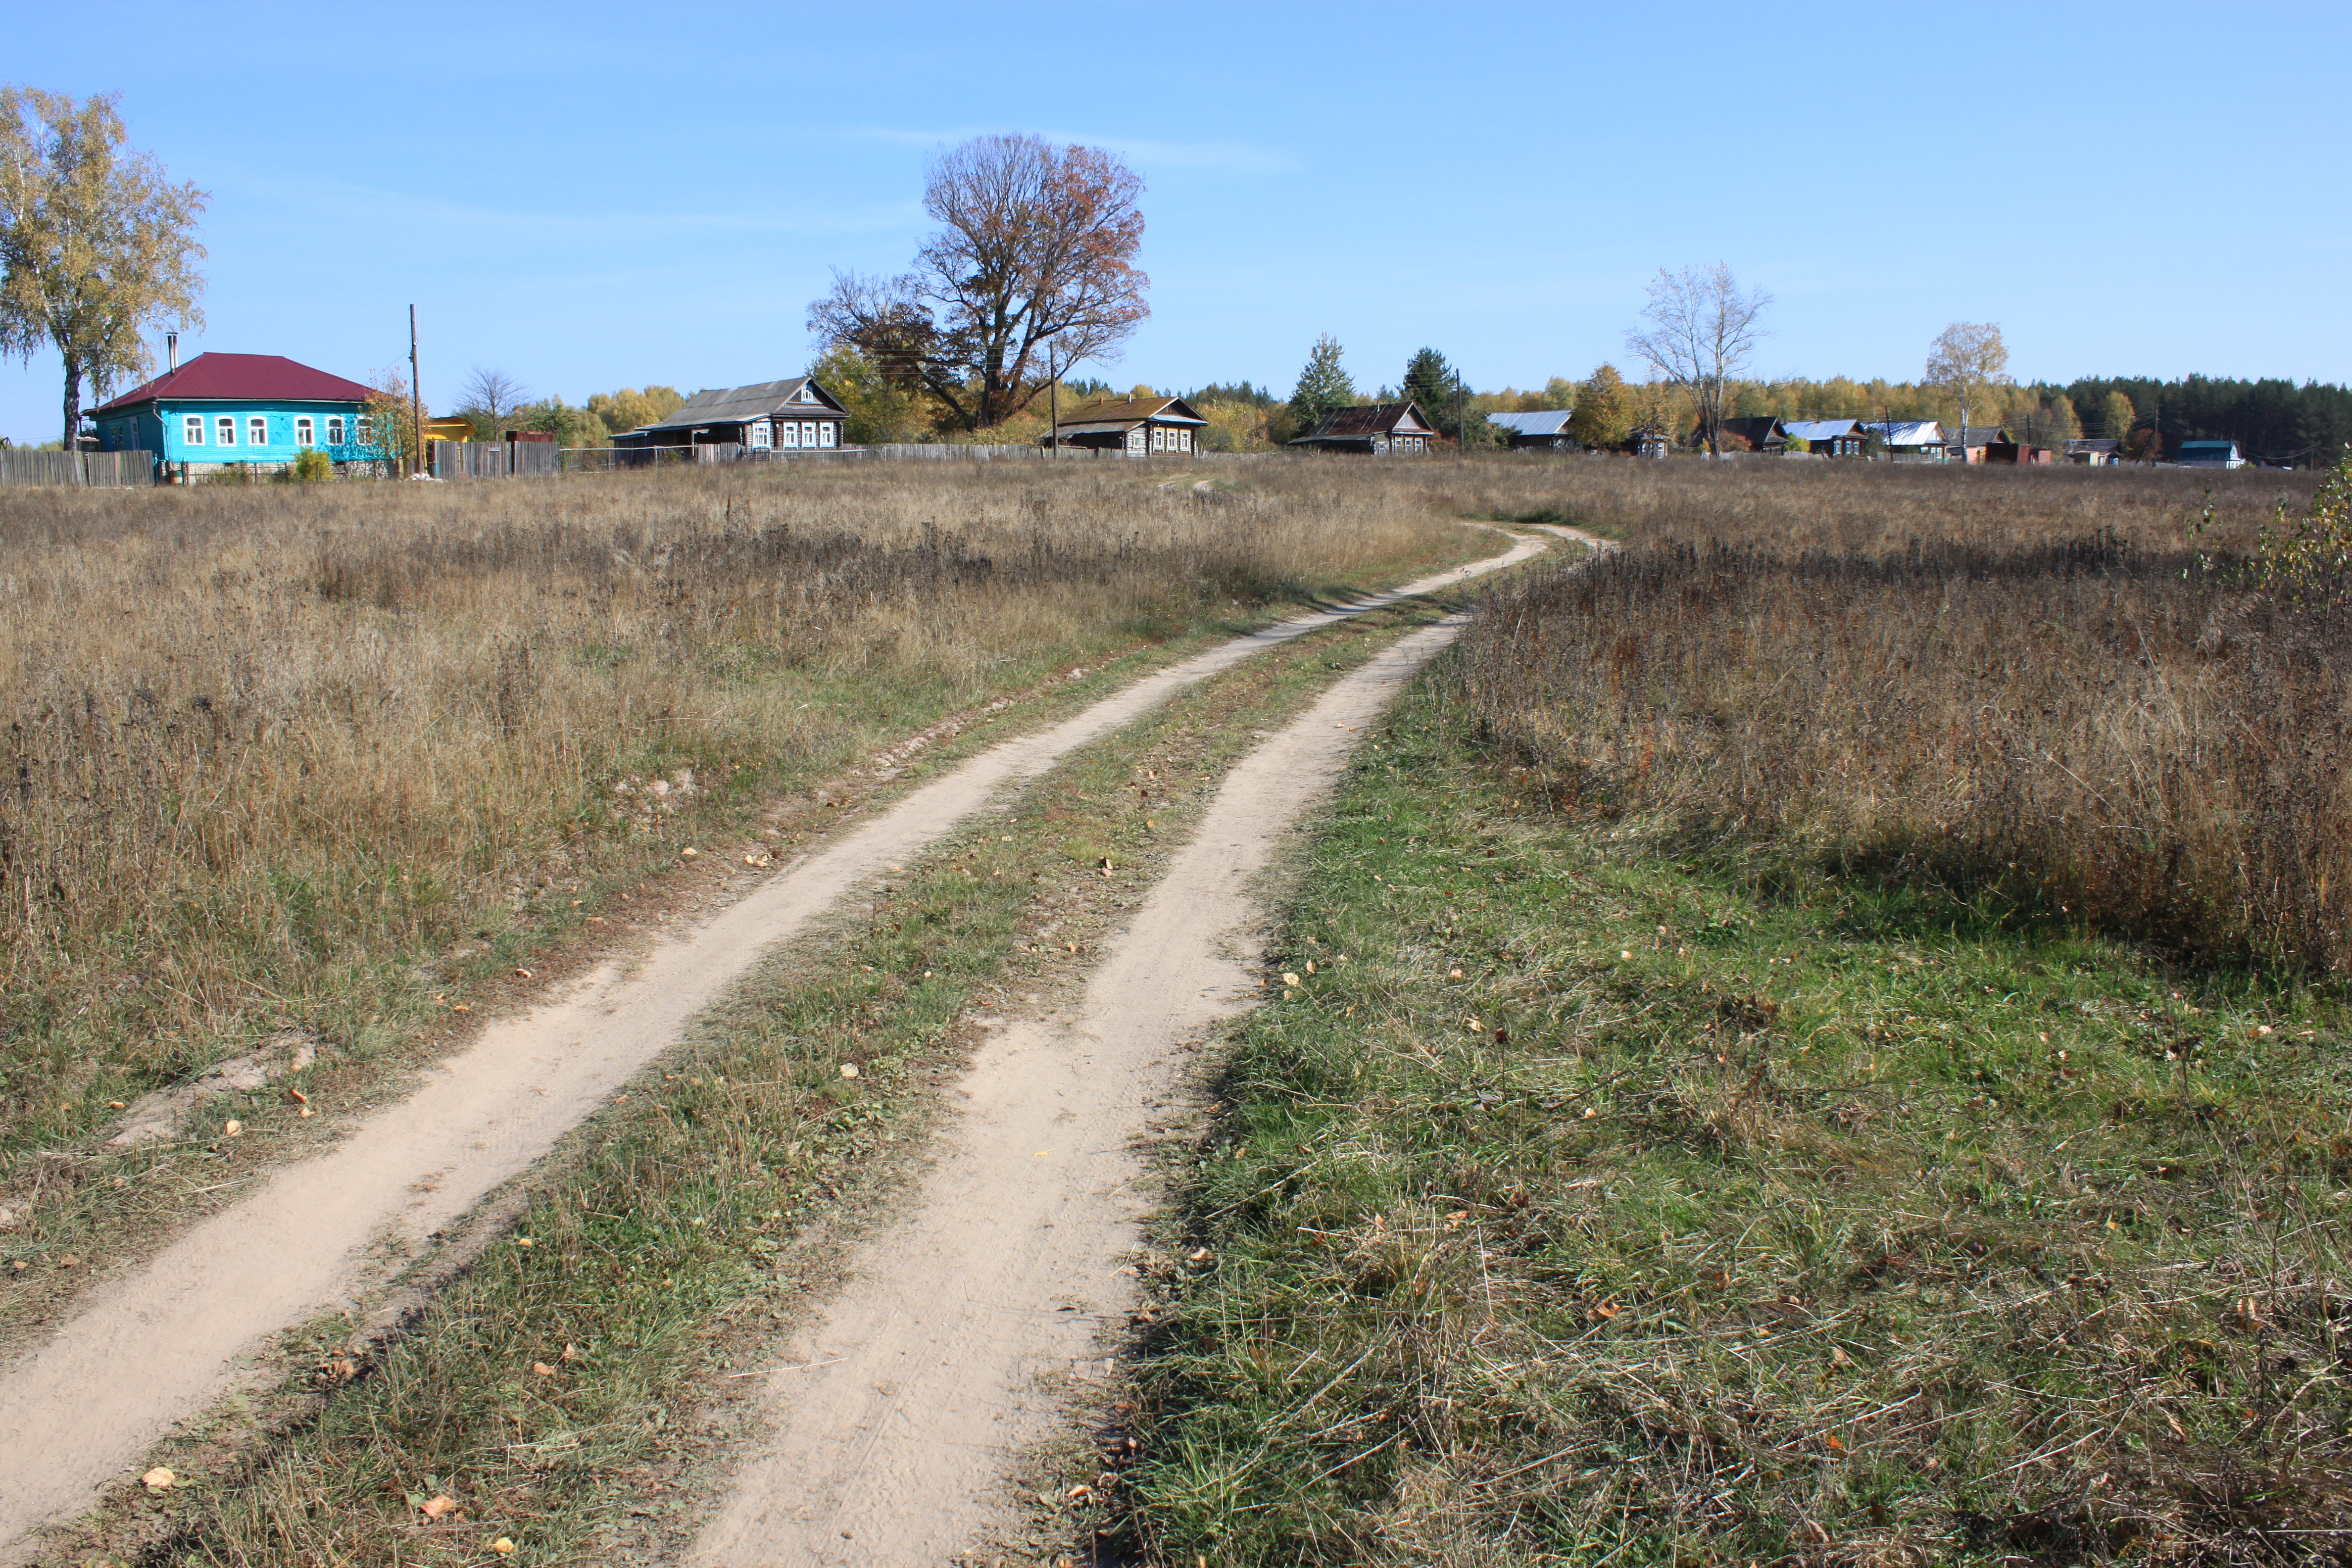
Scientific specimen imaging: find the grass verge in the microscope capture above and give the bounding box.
[44,576,1507,1568]
[1111,676,2352,1566]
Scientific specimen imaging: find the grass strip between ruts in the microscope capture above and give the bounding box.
[1109,675,2352,1566]
[52,585,1495,1568]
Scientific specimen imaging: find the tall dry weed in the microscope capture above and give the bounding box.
[1451,460,2352,975]
[0,459,1469,1139]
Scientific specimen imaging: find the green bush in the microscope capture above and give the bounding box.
[285,448,333,483]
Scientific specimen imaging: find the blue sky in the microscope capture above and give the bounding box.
[4,1,2345,442]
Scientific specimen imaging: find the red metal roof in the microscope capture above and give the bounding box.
[92,352,376,412]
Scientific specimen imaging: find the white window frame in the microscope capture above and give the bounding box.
[217,416,238,446]
[248,416,267,446]
[750,420,772,449]
[326,416,345,445]
[184,414,205,446]
[295,417,315,447]
[779,421,798,448]
[818,422,836,447]
[801,421,817,447]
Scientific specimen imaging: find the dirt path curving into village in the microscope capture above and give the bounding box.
[0,530,1553,1559]
[686,527,1608,1566]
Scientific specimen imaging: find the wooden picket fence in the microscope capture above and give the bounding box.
[0,448,155,488]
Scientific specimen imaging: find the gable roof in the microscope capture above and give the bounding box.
[636,377,846,431]
[1953,425,2009,446]
[2065,438,2119,454]
[1862,419,1945,446]
[91,352,376,413]
[1487,410,1573,437]
[1052,394,1206,430]
[1294,402,1437,442]
[1720,416,1787,447]
[1783,418,1866,442]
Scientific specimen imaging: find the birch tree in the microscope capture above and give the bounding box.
[808,135,1147,431]
[0,89,206,448]
[1925,322,2009,447]
[1625,263,1769,456]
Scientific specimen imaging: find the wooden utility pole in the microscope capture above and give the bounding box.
[1047,344,1058,456]
[408,305,422,477]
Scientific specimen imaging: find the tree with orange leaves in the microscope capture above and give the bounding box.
[808,135,1148,431]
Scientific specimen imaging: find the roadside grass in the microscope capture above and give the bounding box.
[1113,684,2352,1566]
[61,581,1499,1568]
[0,472,1490,1347]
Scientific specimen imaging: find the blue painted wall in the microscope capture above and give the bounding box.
[97,399,385,464]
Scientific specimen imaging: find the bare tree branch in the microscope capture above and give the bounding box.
[460,366,527,424]
[1625,263,1769,456]
[808,135,1147,430]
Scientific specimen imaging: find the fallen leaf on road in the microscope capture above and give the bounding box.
[533,1362,556,1376]
[839,1063,859,1078]
[420,1495,458,1520]
[141,1467,174,1491]
[223,1120,242,1137]
[1281,973,1300,988]
[561,1343,581,1362]
[491,1540,516,1555]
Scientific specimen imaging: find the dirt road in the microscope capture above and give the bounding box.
[0,532,1550,1558]
[686,613,1488,1564]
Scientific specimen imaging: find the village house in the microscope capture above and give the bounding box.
[1861,419,1948,460]
[87,351,383,478]
[610,377,848,452]
[1045,394,1207,453]
[2176,439,2245,468]
[1782,418,1869,456]
[1946,425,2011,463]
[2064,438,2120,465]
[1485,410,1576,450]
[1717,416,1788,454]
[1289,401,1440,455]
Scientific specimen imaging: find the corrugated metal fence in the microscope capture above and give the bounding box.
[0,449,155,488]
[430,440,563,479]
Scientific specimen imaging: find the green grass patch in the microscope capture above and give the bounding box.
[1114,682,2352,1566]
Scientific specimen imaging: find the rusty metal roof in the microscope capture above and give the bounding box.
[1294,402,1437,442]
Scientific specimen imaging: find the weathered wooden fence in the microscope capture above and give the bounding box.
[429,440,563,479]
[0,449,155,488]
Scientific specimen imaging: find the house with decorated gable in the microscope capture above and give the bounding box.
[88,352,385,477]
[1288,401,1440,455]
[609,377,848,452]
[1046,394,1207,454]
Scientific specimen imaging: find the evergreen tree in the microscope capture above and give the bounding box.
[1285,334,1356,431]
[1569,363,1631,449]
[1401,346,1456,434]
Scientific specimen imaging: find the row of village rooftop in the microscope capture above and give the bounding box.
[60,352,2255,480]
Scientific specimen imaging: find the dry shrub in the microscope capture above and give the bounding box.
[1451,461,2352,974]
[0,459,1467,1139]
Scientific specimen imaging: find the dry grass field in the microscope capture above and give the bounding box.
[0,458,1529,1163]
[1452,458,2350,976]
[1115,458,2352,1568]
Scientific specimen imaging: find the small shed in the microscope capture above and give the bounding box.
[1782,418,1868,457]
[612,376,848,451]
[1047,395,1207,454]
[1633,428,1672,459]
[1289,402,1440,455]
[1486,410,1576,450]
[2064,438,2119,466]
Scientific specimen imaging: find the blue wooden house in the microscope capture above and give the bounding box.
[88,352,386,477]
